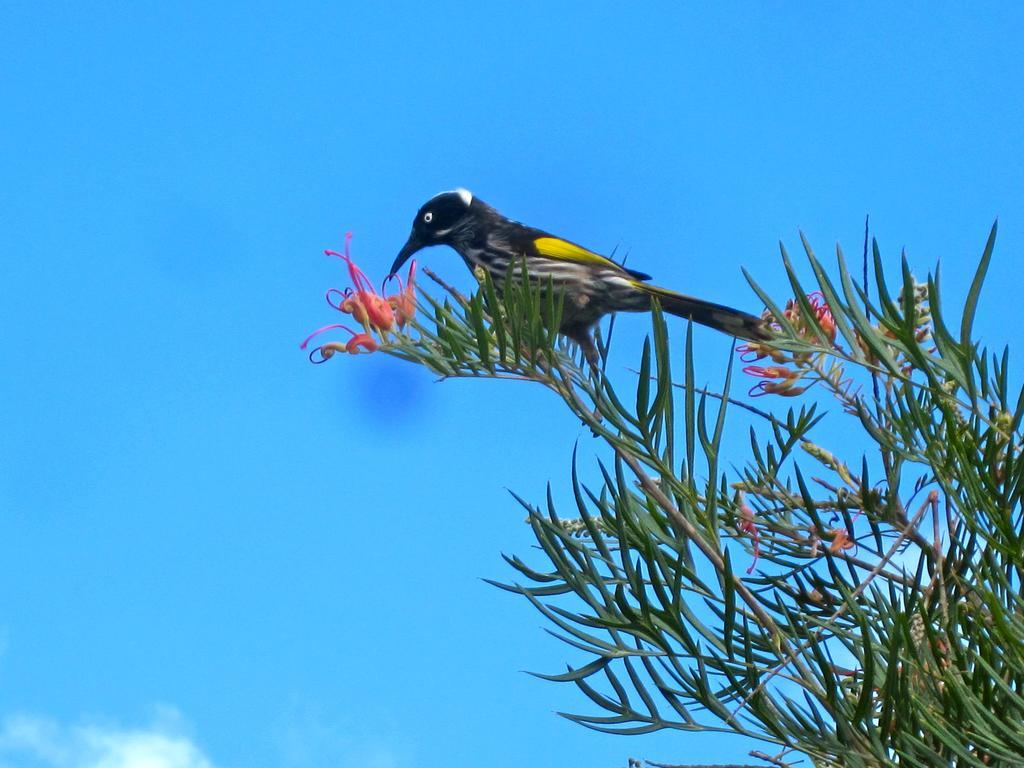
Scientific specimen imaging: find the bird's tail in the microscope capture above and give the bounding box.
[633,283,771,342]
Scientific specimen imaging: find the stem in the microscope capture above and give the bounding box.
[731,491,933,720]
[614,446,824,695]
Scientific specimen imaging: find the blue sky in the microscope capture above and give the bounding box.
[1,2,1021,767]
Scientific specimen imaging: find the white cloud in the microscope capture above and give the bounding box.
[0,709,215,768]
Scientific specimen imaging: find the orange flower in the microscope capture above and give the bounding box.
[828,527,855,554]
[739,291,837,359]
[737,292,840,398]
[324,233,395,332]
[743,365,797,380]
[759,382,807,398]
[384,259,417,328]
[299,324,379,363]
[742,364,806,398]
[812,295,837,344]
[303,233,410,364]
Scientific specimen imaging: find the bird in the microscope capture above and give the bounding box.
[390,189,770,366]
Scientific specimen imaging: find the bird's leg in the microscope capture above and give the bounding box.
[562,326,604,431]
[563,325,600,370]
[578,334,601,370]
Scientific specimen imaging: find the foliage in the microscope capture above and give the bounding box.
[319,224,1023,767]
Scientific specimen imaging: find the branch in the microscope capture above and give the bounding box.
[613,446,825,704]
[645,750,799,768]
[628,370,782,426]
[731,490,934,720]
[422,266,469,305]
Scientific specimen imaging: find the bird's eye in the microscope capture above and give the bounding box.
[423,212,433,223]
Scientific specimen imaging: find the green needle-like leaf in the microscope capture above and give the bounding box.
[961,220,998,348]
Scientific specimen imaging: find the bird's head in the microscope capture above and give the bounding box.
[391,188,476,275]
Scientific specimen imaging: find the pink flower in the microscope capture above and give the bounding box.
[742,364,805,398]
[736,493,760,574]
[325,233,395,332]
[299,324,379,363]
[743,365,798,380]
[383,259,417,328]
[828,527,855,554]
[747,379,807,398]
[805,292,837,343]
[303,233,412,364]
[737,292,839,398]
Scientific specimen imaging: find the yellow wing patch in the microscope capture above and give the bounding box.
[533,237,622,270]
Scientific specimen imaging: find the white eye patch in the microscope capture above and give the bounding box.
[424,212,433,223]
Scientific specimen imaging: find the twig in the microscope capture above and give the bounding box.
[644,750,799,768]
[627,371,783,426]
[731,490,934,720]
[422,267,469,305]
[749,529,916,589]
[612,447,824,702]
[749,749,799,768]
[832,491,933,609]
[549,360,824,710]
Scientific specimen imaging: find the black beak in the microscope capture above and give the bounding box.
[390,232,424,276]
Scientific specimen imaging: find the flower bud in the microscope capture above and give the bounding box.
[340,294,369,325]
[362,293,395,331]
[346,333,378,354]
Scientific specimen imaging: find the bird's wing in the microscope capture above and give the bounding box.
[530,236,652,281]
